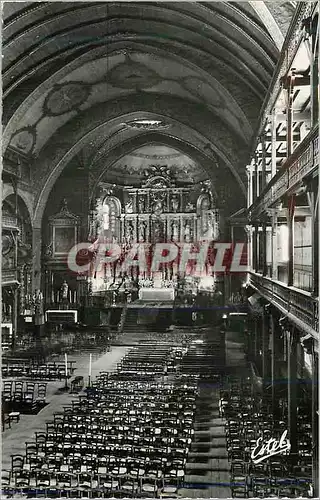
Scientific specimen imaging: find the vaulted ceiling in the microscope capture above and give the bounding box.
[2,1,296,224]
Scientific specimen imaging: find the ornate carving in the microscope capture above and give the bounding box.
[9,127,36,155]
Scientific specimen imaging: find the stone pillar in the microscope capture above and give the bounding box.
[287,327,298,460]
[12,288,18,349]
[32,226,42,292]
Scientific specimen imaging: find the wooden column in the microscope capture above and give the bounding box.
[254,157,259,201]
[262,309,268,381]
[311,15,319,127]
[287,327,298,460]
[311,180,319,295]
[312,347,319,496]
[262,221,267,276]
[261,133,267,191]
[271,210,278,280]
[286,72,294,158]
[252,224,258,273]
[287,196,295,286]
[270,314,276,414]
[270,109,277,178]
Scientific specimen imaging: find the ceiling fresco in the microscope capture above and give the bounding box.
[2,1,295,223]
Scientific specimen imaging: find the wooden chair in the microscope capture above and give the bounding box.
[11,454,24,473]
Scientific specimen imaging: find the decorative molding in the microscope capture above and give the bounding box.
[48,199,80,226]
[44,82,91,116]
[9,126,36,155]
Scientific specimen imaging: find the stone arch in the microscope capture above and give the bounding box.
[2,187,34,225]
[31,96,248,230]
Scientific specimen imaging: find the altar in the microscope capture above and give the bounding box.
[138,288,175,301]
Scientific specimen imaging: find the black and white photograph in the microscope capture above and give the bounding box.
[1,1,319,498]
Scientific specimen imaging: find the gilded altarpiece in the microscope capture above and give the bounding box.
[89,172,219,293]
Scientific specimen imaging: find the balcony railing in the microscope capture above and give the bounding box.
[2,269,17,284]
[250,127,318,219]
[249,272,318,336]
[2,215,18,229]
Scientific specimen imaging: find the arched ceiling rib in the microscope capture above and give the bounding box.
[2,1,295,219]
[3,2,276,96]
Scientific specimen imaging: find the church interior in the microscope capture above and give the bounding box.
[1,1,319,498]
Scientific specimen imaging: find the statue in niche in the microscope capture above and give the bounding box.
[186,202,195,212]
[153,219,163,241]
[184,221,192,242]
[33,289,44,315]
[138,221,146,242]
[60,280,69,302]
[171,196,179,212]
[125,222,134,243]
[125,198,133,214]
[202,213,215,240]
[152,199,163,216]
[171,220,179,241]
[138,198,145,213]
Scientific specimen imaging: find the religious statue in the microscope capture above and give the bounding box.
[184,221,192,242]
[171,196,179,212]
[138,198,145,213]
[138,221,146,242]
[153,219,163,241]
[125,222,134,243]
[171,220,179,241]
[60,280,69,302]
[33,289,44,315]
[185,202,195,212]
[152,199,163,215]
[125,198,133,214]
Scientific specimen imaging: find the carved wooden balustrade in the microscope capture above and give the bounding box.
[2,215,18,229]
[2,269,18,284]
[249,272,318,336]
[250,127,318,219]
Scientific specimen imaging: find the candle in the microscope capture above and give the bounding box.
[65,353,68,378]
[89,354,92,378]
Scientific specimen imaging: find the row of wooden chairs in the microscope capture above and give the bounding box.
[3,341,198,497]
[222,376,313,498]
